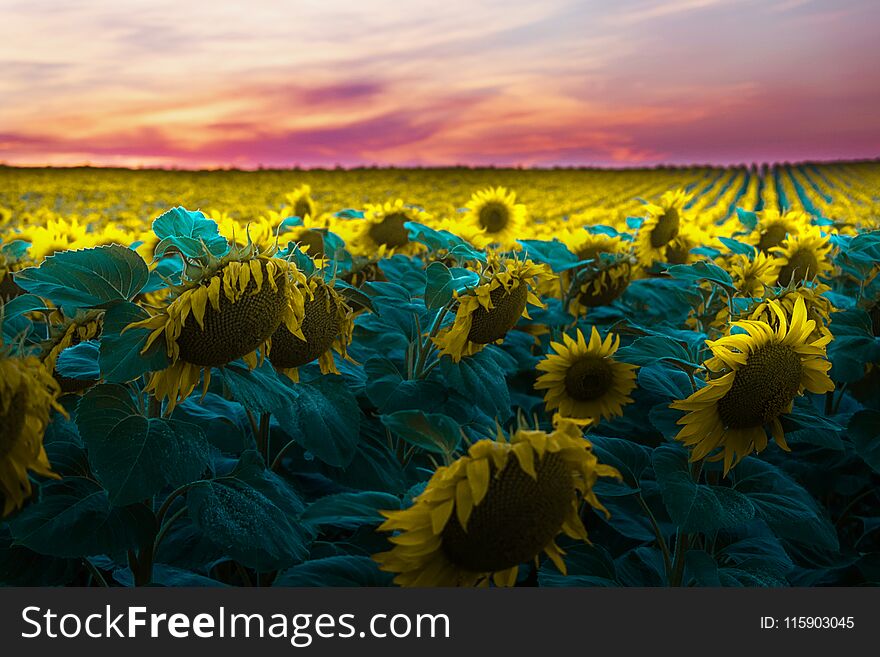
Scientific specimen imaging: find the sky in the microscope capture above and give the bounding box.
[0,0,878,169]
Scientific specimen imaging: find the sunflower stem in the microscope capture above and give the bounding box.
[832,383,848,415]
[147,394,162,418]
[258,411,271,462]
[413,302,452,378]
[636,493,673,580]
[153,506,187,553]
[669,458,703,586]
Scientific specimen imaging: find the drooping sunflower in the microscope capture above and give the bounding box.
[751,208,809,252]
[269,275,354,381]
[670,297,834,474]
[127,246,307,411]
[285,184,317,220]
[0,351,64,516]
[559,231,635,314]
[373,415,621,587]
[772,227,833,286]
[663,223,705,265]
[535,327,637,421]
[41,312,103,393]
[433,255,555,362]
[746,282,834,342]
[635,189,693,266]
[346,199,429,257]
[458,187,526,251]
[726,250,780,297]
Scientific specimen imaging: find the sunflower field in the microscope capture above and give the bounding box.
[1,161,879,588]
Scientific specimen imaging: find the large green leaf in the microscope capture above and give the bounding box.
[274,556,394,587]
[302,491,400,529]
[152,207,228,259]
[424,262,480,309]
[99,301,170,383]
[77,385,212,506]
[732,457,839,551]
[849,410,880,474]
[14,245,149,312]
[9,477,154,559]
[185,451,312,572]
[653,445,755,533]
[380,410,461,455]
[280,375,361,468]
[439,346,513,421]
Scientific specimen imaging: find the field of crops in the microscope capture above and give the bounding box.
[1,161,879,587]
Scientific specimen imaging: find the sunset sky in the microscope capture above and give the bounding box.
[1,0,878,169]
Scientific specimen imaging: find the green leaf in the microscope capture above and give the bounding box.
[0,527,80,586]
[1,293,47,342]
[732,457,839,551]
[9,477,155,559]
[185,451,312,572]
[637,363,695,401]
[424,262,480,309]
[99,301,170,383]
[76,385,212,506]
[538,543,617,587]
[55,340,100,381]
[380,409,462,455]
[218,360,298,422]
[616,335,699,370]
[363,357,447,413]
[282,375,361,468]
[274,556,394,587]
[653,445,754,533]
[439,346,513,421]
[736,208,758,230]
[14,245,149,312]
[302,491,400,529]
[404,221,486,262]
[666,261,735,290]
[849,410,880,474]
[780,398,844,450]
[516,239,580,271]
[589,435,652,489]
[152,207,228,259]
[717,236,756,256]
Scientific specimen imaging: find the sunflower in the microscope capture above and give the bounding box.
[433,255,555,362]
[127,247,307,411]
[0,352,64,516]
[279,219,333,259]
[670,297,834,474]
[751,208,809,252]
[535,327,637,421]
[635,189,693,266]
[19,216,132,262]
[458,187,526,251]
[373,415,621,587]
[558,231,634,314]
[726,250,780,297]
[772,227,833,286]
[746,282,834,342]
[346,199,428,257]
[285,184,317,220]
[269,276,354,381]
[664,224,704,265]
